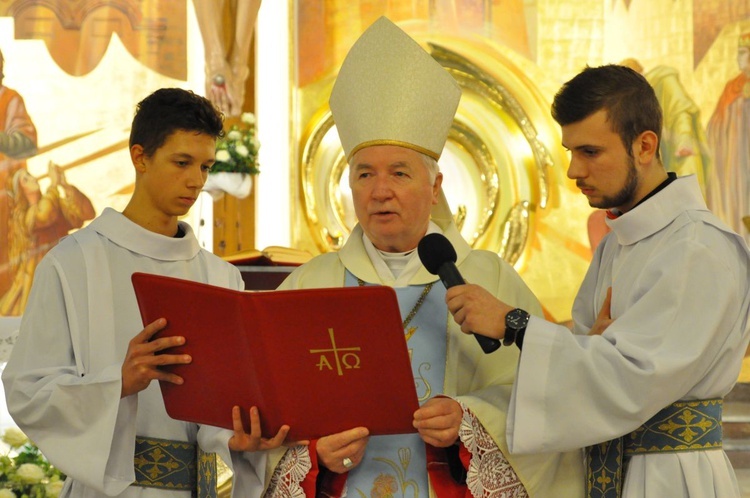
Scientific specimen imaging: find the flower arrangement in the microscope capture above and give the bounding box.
[211,112,260,175]
[0,427,65,497]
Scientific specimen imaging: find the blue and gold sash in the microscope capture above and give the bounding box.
[587,398,723,498]
[133,436,218,497]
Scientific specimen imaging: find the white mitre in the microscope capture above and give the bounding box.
[329,16,461,222]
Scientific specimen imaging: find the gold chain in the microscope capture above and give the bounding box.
[357,278,435,329]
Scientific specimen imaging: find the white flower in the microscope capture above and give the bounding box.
[235,144,249,157]
[0,489,16,498]
[215,149,231,163]
[16,462,46,483]
[2,427,28,447]
[240,112,256,125]
[212,121,260,174]
[45,479,65,498]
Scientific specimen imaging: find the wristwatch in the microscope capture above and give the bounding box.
[504,308,530,347]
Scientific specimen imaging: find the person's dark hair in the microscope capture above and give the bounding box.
[551,64,662,160]
[129,88,224,157]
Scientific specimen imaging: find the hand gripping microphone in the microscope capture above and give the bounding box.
[417,233,502,354]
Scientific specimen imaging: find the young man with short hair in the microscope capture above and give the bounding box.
[3,88,286,497]
[449,64,750,498]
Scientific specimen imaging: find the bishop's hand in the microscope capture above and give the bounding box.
[317,427,370,473]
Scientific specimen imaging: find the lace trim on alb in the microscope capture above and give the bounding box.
[263,445,311,498]
[458,401,528,498]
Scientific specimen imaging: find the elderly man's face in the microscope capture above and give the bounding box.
[349,145,442,253]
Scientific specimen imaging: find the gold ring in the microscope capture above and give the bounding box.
[342,457,353,469]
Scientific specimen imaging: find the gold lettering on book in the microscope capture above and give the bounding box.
[316,356,333,371]
[310,328,361,376]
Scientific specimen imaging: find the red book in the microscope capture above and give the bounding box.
[131,272,419,441]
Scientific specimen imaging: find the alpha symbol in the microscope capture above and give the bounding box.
[310,328,361,375]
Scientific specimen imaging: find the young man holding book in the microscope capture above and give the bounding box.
[2,88,287,497]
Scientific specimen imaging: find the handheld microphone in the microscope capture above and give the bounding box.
[417,233,502,354]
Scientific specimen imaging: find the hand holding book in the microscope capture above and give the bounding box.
[132,272,419,441]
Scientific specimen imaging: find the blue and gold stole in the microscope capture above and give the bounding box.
[345,272,447,497]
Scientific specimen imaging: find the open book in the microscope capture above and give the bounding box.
[131,272,419,440]
[222,245,313,266]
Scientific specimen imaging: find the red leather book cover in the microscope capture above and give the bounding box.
[131,272,419,441]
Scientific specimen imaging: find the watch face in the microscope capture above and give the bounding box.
[507,309,529,329]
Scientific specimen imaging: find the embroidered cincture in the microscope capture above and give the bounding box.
[586,398,723,498]
[133,436,217,497]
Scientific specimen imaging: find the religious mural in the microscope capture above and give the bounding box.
[0,48,97,310]
[706,30,750,245]
[0,0,188,79]
[0,162,95,316]
[289,0,750,322]
[0,47,36,302]
[0,0,203,317]
[0,0,746,327]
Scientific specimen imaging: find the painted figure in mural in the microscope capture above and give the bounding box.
[262,17,584,498]
[706,30,750,244]
[0,162,95,316]
[2,88,289,497]
[193,0,262,117]
[448,64,750,498]
[641,63,711,194]
[587,59,712,252]
[0,48,38,298]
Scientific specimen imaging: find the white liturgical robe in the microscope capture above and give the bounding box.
[507,175,750,497]
[2,208,266,497]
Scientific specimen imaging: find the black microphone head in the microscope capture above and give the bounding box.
[418,233,458,275]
